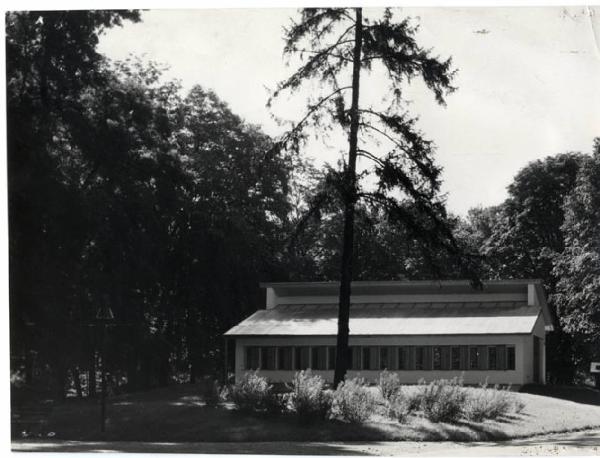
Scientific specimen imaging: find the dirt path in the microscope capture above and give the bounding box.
[12,428,600,455]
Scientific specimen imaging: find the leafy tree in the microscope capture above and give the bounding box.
[172,86,294,381]
[553,139,600,366]
[271,8,478,385]
[7,10,297,398]
[481,153,587,283]
[470,152,590,383]
[6,10,141,398]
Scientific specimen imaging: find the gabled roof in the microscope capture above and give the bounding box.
[225,301,541,336]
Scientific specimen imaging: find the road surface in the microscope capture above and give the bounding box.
[12,428,600,455]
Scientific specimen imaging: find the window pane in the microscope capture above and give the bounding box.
[415,347,425,370]
[327,347,336,370]
[398,346,406,370]
[246,346,259,370]
[507,346,516,370]
[295,347,309,370]
[488,346,497,370]
[278,347,293,370]
[380,347,389,370]
[433,347,442,370]
[451,347,461,370]
[469,347,479,370]
[261,347,276,370]
[351,346,361,370]
[362,347,371,370]
[311,346,327,370]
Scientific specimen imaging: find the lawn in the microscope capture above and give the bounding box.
[13,383,600,443]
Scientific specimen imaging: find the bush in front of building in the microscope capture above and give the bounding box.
[463,383,520,422]
[418,377,466,423]
[331,377,376,423]
[378,370,402,402]
[386,393,412,423]
[228,371,278,413]
[263,392,290,415]
[287,370,332,420]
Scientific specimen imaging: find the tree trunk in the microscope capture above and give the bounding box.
[334,7,363,388]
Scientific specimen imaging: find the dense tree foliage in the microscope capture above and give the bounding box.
[553,140,600,365]
[7,11,294,398]
[461,149,596,382]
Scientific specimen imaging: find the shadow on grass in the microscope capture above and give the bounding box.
[16,383,530,445]
[520,384,600,407]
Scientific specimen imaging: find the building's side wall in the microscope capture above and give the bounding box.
[233,334,531,386]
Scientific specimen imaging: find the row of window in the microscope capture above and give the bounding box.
[245,345,516,371]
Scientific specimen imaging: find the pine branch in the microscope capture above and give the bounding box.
[277,86,352,148]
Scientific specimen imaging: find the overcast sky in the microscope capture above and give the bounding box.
[98,6,600,215]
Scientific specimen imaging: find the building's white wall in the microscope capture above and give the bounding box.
[233,334,530,386]
[519,314,547,385]
[533,313,546,384]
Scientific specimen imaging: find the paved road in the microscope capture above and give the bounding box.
[12,428,600,455]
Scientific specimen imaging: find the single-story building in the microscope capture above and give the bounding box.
[224,279,552,386]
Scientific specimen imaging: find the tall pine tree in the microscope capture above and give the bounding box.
[271,8,479,385]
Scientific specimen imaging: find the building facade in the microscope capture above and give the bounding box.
[224,280,552,386]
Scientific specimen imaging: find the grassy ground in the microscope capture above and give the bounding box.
[13,383,600,443]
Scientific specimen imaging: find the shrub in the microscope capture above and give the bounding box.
[387,393,411,423]
[331,378,376,424]
[378,370,402,402]
[404,389,425,413]
[264,392,289,415]
[420,377,466,423]
[288,370,332,420]
[228,371,274,413]
[463,384,518,422]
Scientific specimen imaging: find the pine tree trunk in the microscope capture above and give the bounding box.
[334,7,363,388]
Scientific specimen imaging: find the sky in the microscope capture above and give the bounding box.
[98,6,600,215]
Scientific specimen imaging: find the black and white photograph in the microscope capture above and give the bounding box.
[4,2,600,455]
